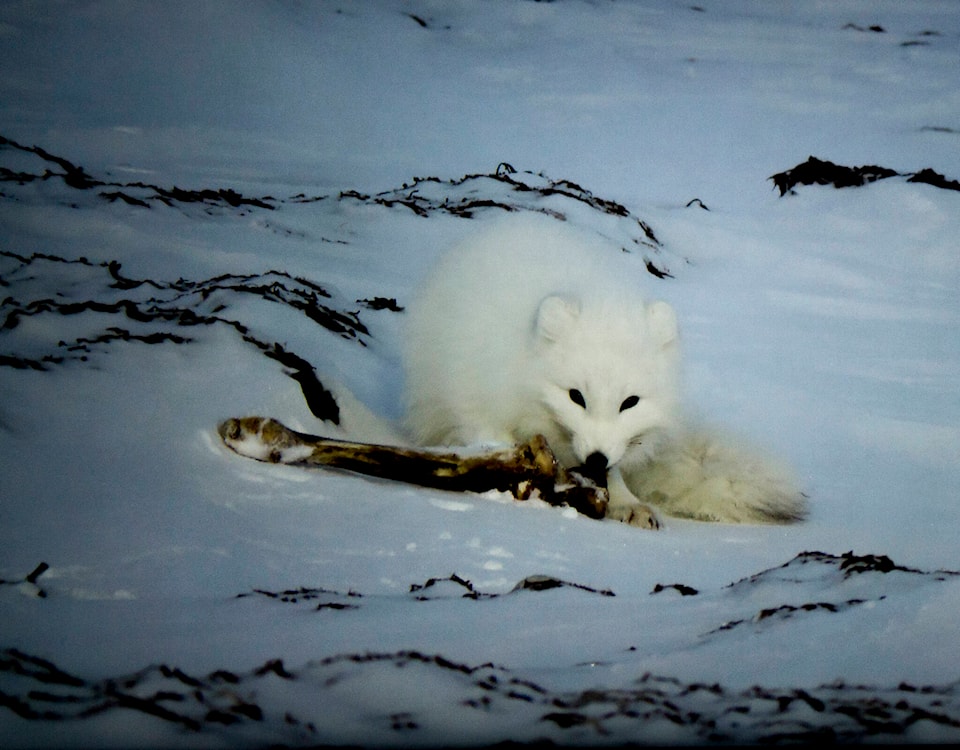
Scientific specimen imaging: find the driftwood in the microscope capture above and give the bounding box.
[217,416,608,519]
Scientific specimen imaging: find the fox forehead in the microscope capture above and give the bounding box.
[542,342,672,397]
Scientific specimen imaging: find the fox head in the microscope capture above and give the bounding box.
[533,292,680,473]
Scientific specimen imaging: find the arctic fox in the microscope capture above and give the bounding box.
[402,215,806,527]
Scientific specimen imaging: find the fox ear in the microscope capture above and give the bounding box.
[536,295,581,342]
[646,300,678,347]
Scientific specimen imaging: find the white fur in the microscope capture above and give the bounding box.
[403,215,680,469]
[401,215,806,526]
[620,431,806,523]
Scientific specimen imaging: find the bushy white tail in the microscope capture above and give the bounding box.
[620,429,807,524]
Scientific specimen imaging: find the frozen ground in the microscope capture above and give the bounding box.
[1,1,959,746]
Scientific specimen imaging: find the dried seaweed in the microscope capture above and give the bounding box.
[0,251,360,423]
[0,135,672,276]
[4,645,959,744]
[771,156,960,195]
[5,551,960,743]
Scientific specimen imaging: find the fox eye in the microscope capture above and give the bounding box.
[569,388,586,408]
[620,395,641,412]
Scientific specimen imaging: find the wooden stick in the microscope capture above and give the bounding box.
[217,416,608,519]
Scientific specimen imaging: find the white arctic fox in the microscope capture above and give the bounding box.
[402,215,806,528]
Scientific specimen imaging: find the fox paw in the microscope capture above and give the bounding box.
[606,502,662,530]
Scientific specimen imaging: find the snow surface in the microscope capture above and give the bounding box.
[1,0,960,746]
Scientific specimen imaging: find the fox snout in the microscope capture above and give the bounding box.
[574,450,610,487]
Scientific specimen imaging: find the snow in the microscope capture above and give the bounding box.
[2,0,960,746]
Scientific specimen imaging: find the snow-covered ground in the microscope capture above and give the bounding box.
[1,1,959,746]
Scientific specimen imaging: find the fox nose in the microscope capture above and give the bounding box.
[585,451,609,472]
[578,451,609,487]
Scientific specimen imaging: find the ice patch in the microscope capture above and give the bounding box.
[428,497,475,512]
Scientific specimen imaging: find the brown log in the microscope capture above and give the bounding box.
[217,416,608,519]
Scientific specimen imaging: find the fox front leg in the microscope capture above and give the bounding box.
[604,465,662,530]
